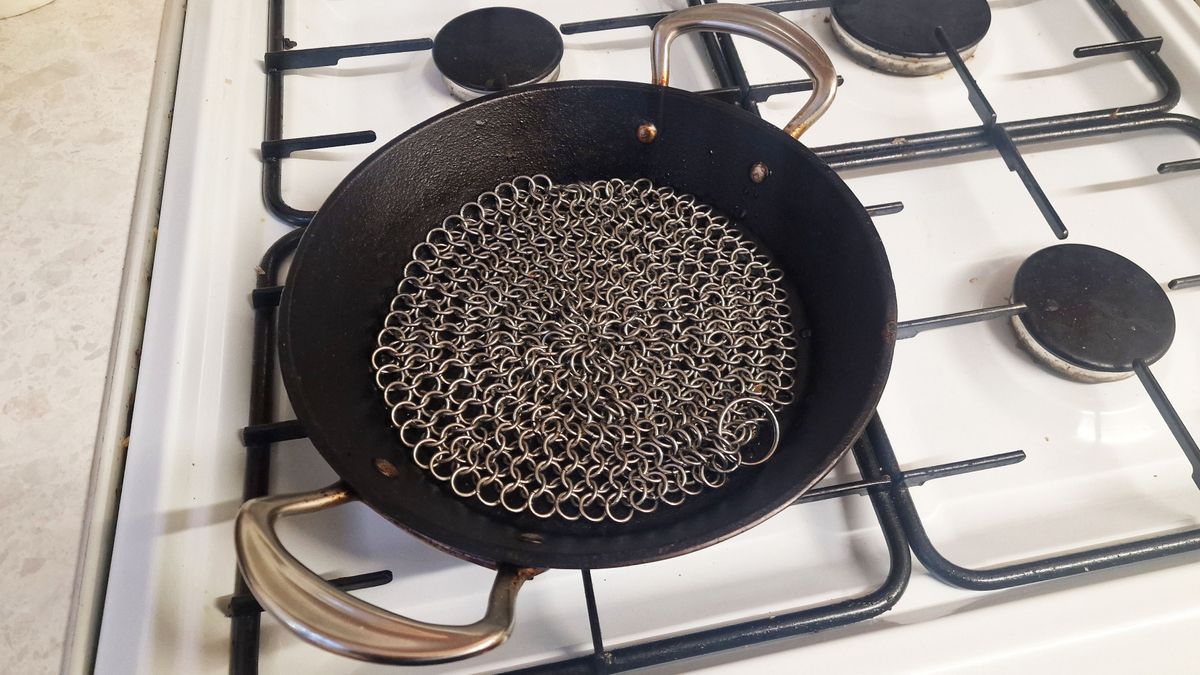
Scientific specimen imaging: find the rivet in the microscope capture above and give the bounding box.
[750,161,770,183]
[636,122,658,144]
[374,458,400,478]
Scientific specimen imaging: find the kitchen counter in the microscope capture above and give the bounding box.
[0,0,167,672]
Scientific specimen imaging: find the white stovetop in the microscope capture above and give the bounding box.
[94,1,1200,673]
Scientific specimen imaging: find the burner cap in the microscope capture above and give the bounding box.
[433,7,563,101]
[830,0,991,76]
[1011,244,1175,383]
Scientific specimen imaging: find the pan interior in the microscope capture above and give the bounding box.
[279,81,895,568]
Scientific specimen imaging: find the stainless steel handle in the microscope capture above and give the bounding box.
[234,483,530,665]
[651,4,837,138]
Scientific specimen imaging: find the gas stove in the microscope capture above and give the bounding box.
[91,1,1200,673]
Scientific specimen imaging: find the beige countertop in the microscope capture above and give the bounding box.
[0,0,166,671]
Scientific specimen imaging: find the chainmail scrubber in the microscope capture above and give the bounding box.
[372,176,799,523]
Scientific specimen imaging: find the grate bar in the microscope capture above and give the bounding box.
[698,75,844,104]
[581,571,609,674]
[1168,274,1200,290]
[991,128,1069,239]
[868,417,1200,591]
[896,303,1026,340]
[716,29,759,113]
[265,38,432,71]
[1074,36,1162,58]
[753,0,833,11]
[900,451,1027,487]
[793,477,890,503]
[250,286,283,310]
[815,0,1183,171]
[1133,360,1200,490]
[240,420,306,447]
[936,26,1068,239]
[690,0,760,113]
[261,131,376,161]
[561,0,829,35]
[865,201,905,217]
[230,226,304,675]
[1159,158,1200,174]
[937,27,997,126]
[560,11,667,34]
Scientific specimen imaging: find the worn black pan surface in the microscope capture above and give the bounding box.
[278,81,896,569]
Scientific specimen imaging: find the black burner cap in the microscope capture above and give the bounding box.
[1013,244,1175,374]
[831,0,991,57]
[433,7,563,95]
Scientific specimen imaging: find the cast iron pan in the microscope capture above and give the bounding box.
[236,5,896,665]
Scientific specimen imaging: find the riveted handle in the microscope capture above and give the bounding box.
[651,4,837,138]
[235,483,530,665]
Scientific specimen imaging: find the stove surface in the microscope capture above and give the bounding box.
[95,1,1200,673]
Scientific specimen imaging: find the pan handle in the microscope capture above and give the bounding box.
[234,483,531,664]
[651,4,837,138]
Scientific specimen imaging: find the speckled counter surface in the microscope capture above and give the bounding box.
[0,0,165,672]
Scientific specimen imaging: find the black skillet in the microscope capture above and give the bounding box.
[236,4,896,665]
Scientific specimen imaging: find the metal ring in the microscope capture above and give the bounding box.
[718,397,780,467]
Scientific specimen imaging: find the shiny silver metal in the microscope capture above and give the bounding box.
[719,398,781,466]
[373,176,798,523]
[1010,314,1134,383]
[651,3,837,138]
[234,483,530,665]
[442,64,561,102]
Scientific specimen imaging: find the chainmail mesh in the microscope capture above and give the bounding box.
[371,176,799,523]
